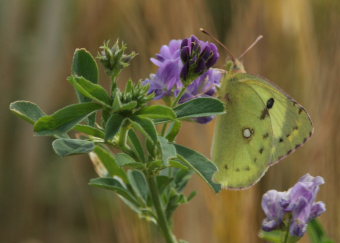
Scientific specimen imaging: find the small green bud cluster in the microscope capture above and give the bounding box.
[97,40,137,77]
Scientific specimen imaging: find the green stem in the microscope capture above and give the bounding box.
[147,175,177,243]
[118,122,129,148]
[161,123,168,136]
[172,87,187,107]
[283,217,292,243]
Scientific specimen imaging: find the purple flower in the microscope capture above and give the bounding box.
[261,174,326,238]
[180,35,219,84]
[261,190,287,231]
[144,36,222,123]
[180,68,222,123]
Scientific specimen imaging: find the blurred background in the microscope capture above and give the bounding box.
[1,0,339,242]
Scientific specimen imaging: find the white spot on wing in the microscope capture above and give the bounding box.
[243,128,252,138]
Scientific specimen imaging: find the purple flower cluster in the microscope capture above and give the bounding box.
[144,36,221,123]
[261,174,326,237]
[180,35,219,83]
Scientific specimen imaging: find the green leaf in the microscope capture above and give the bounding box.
[34,103,102,136]
[74,124,105,138]
[112,88,122,112]
[68,76,111,107]
[259,230,300,243]
[128,170,149,202]
[130,116,158,144]
[136,105,176,120]
[158,136,177,165]
[156,175,173,194]
[93,146,128,182]
[258,230,282,243]
[166,120,182,142]
[10,101,46,124]
[174,97,225,119]
[173,168,193,192]
[128,130,145,162]
[72,48,99,126]
[52,138,95,156]
[308,219,334,243]
[104,113,126,141]
[119,101,137,111]
[115,153,136,166]
[169,160,188,170]
[89,177,137,205]
[72,48,99,85]
[175,144,221,193]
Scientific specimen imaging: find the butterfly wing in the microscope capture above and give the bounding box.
[212,73,313,189]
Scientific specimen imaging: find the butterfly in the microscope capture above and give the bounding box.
[205,32,313,189]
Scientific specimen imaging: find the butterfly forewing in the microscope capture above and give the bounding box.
[243,76,313,164]
[212,73,313,189]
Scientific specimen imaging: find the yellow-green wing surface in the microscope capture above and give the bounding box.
[212,73,313,189]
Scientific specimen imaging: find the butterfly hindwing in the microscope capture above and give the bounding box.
[212,73,313,189]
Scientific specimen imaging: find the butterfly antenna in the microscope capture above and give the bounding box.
[200,28,236,63]
[238,35,263,59]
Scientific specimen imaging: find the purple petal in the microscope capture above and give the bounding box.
[262,218,281,232]
[290,220,307,237]
[310,202,326,219]
[181,39,188,49]
[181,46,190,63]
[195,116,214,124]
[180,62,189,81]
[195,59,206,74]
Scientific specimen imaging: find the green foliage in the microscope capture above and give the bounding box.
[52,138,95,156]
[72,48,99,85]
[130,116,158,144]
[308,219,334,243]
[73,124,105,139]
[158,136,177,165]
[34,103,102,136]
[175,144,221,193]
[72,48,99,126]
[97,40,137,78]
[136,105,176,120]
[93,146,128,182]
[104,113,126,141]
[10,40,233,243]
[68,75,111,107]
[9,101,46,124]
[174,97,225,119]
[259,230,300,243]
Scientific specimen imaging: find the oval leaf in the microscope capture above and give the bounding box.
[174,97,225,119]
[93,146,128,182]
[68,76,111,107]
[89,177,137,205]
[136,105,176,119]
[104,113,126,141]
[10,101,46,124]
[74,124,105,138]
[34,103,102,136]
[52,138,95,156]
[130,116,158,144]
[175,144,221,193]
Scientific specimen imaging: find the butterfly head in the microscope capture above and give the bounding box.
[226,59,246,74]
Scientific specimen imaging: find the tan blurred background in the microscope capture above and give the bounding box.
[1,0,339,242]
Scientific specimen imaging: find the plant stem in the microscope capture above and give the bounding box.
[147,175,177,243]
[172,87,187,107]
[283,217,292,243]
